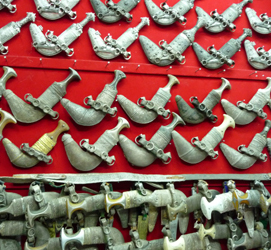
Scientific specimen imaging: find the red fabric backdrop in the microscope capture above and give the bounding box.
[0,0,271,248]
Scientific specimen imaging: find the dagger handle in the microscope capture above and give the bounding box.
[47,120,70,144]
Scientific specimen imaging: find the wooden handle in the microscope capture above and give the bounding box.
[47,120,70,144]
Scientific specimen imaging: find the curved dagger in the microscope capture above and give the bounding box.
[246,7,271,34]
[90,0,140,23]
[244,40,271,70]
[62,117,130,171]
[30,13,95,57]
[221,78,271,125]
[119,113,185,167]
[193,28,252,69]
[220,120,271,170]
[139,17,206,66]
[2,120,69,168]
[3,68,81,123]
[117,74,179,124]
[196,0,253,33]
[172,114,235,164]
[176,78,231,124]
[61,70,126,126]
[0,12,35,55]
[145,0,195,26]
[89,17,149,60]
[34,0,80,20]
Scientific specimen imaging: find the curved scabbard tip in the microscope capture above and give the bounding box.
[244,40,269,69]
[139,35,174,66]
[172,131,207,164]
[195,6,204,15]
[62,133,102,171]
[246,8,271,34]
[116,94,125,103]
[175,95,182,103]
[3,89,46,123]
[62,133,73,144]
[2,138,39,168]
[220,143,255,169]
[195,6,224,33]
[117,94,157,124]
[220,99,256,125]
[60,98,69,108]
[119,134,155,167]
[192,42,223,69]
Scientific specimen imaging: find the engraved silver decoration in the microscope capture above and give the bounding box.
[172,114,235,164]
[176,78,231,124]
[139,17,206,66]
[196,0,253,33]
[221,78,271,125]
[61,70,126,126]
[90,0,140,23]
[30,13,95,57]
[0,12,35,55]
[88,17,149,60]
[33,0,80,20]
[193,28,252,69]
[117,74,179,124]
[144,0,195,26]
[244,40,271,70]
[119,112,185,167]
[62,117,130,171]
[246,7,271,34]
